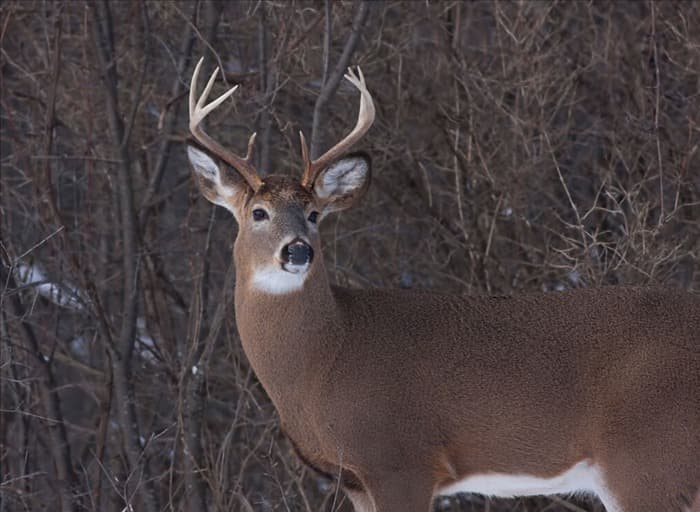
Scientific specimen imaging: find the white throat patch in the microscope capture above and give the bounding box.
[250,265,309,295]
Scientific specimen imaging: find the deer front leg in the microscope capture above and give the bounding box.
[363,472,434,512]
[343,489,374,512]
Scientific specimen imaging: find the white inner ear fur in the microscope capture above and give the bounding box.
[187,146,241,210]
[187,146,219,179]
[314,157,368,199]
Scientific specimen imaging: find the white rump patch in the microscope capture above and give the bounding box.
[438,461,621,512]
[250,265,309,294]
[314,157,368,199]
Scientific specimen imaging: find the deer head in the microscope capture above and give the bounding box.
[186,58,375,294]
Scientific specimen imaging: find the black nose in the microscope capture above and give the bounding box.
[281,239,314,266]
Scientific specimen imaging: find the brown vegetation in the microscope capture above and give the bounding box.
[1,1,698,511]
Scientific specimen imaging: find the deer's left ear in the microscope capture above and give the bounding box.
[187,145,250,222]
[312,152,371,216]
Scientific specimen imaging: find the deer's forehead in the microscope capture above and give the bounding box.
[252,176,313,207]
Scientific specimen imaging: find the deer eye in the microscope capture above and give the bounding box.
[252,208,269,221]
[308,211,319,224]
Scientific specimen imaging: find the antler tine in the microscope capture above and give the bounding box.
[299,131,311,179]
[300,66,376,188]
[189,57,262,191]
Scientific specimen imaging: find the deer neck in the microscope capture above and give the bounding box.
[233,255,338,406]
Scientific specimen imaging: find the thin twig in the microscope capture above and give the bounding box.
[650,1,664,226]
[257,2,272,174]
[322,0,332,87]
[544,130,587,251]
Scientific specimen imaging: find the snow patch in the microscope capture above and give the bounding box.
[14,261,87,311]
[568,270,581,285]
[15,261,160,364]
[69,336,90,360]
[135,318,158,363]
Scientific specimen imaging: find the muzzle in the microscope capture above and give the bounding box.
[280,238,313,272]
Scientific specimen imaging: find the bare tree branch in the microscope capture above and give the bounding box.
[257,3,272,174]
[322,0,332,87]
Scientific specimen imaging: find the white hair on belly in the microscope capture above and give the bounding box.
[438,460,621,512]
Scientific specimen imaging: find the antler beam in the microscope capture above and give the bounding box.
[189,57,263,191]
[300,66,375,188]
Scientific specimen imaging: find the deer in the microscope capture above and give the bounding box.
[185,57,700,512]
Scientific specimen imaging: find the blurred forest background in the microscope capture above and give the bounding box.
[1,1,698,511]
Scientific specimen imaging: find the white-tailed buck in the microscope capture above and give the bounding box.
[186,57,700,512]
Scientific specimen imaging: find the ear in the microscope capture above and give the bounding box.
[187,145,250,220]
[312,152,371,216]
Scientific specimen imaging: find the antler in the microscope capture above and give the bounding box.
[189,57,263,191]
[300,66,375,188]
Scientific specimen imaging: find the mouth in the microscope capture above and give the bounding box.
[281,261,310,274]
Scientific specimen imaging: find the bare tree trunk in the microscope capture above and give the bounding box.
[89,2,158,511]
[309,1,370,159]
[138,1,197,227]
[178,3,227,510]
[179,209,216,512]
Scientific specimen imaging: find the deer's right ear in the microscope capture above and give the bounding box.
[312,152,371,216]
[187,145,250,220]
